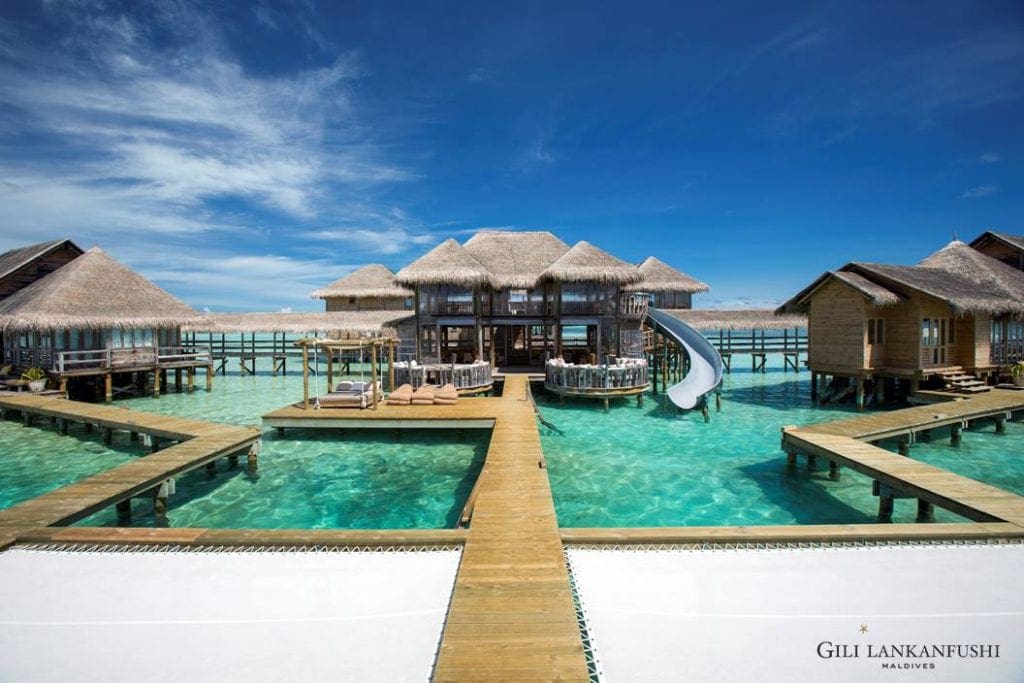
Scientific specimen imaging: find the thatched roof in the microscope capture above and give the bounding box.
[969,230,1024,254]
[666,309,806,331]
[463,230,569,289]
[539,241,643,284]
[309,264,412,300]
[182,311,412,335]
[919,240,1024,299]
[0,238,83,281]
[625,256,709,293]
[0,247,201,332]
[851,262,1024,316]
[395,238,492,287]
[778,269,903,314]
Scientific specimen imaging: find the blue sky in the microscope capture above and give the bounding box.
[0,1,1021,311]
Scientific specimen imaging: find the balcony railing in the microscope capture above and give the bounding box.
[490,300,546,316]
[560,300,609,316]
[431,302,475,316]
[619,294,649,320]
[51,345,212,374]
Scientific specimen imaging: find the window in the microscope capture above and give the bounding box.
[867,318,885,345]
[348,296,356,305]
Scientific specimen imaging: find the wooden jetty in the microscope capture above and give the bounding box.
[0,394,261,528]
[265,375,590,680]
[781,389,1024,524]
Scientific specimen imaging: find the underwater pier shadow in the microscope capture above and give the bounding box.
[736,458,877,525]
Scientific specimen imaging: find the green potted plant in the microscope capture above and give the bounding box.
[21,367,47,392]
[1012,362,1024,388]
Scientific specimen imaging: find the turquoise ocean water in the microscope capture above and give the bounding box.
[2,355,1021,528]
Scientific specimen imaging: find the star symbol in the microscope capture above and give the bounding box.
[859,624,869,635]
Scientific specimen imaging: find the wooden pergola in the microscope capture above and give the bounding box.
[294,337,398,410]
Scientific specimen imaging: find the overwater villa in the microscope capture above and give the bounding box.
[0,238,84,301]
[969,230,1024,270]
[779,235,1024,407]
[310,263,413,311]
[0,247,213,401]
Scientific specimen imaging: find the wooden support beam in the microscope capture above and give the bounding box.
[916,499,935,523]
[153,368,161,398]
[810,371,818,400]
[898,436,911,456]
[104,373,113,404]
[57,418,68,435]
[302,344,310,410]
[206,364,213,391]
[102,427,112,445]
[187,367,195,393]
[205,461,216,476]
[878,493,894,523]
[370,342,379,410]
[174,368,182,393]
[951,424,962,447]
[995,415,1006,434]
[855,378,865,411]
[829,460,840,481]
[327,353,334,392]
[116,499,132,526]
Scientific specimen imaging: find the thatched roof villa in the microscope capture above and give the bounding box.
[310,264,413,312]
[625,256,710,309]
[0,247,211,400]
[778,236,1024,405]
[378,230,709,366]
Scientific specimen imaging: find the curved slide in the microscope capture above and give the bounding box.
[646,308,724,410]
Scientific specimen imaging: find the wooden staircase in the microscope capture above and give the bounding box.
[936,367,991,394]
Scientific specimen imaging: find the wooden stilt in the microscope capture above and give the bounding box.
[995,415,1006,434]
[715,392,722,412]
[806,454,816,471]
[116,499,132,526]
[302,343,310,410]
[102,427,112,445]
[151,437,160,453]
[785,449,798,471]
[153,368,161,398]
[206,364,213,391]
[951,425,962,446]
[878,493,894,522]
[603,396,609,413]
[57,418,68,435]
[388,341,396,392]
[327,353,334,392]
[84,422,93,433]
[174,368,182,393]
[810,371,818,400]
[205,461,216,476]
[59,377,68,395]
[371,342,379,410]
[153,491,168,527]
[916,499,935,523]
[228,453,238,468]
[701,404,709,423]
[855,378,865,411]
[829,460,840,481]
[187,367,195,393]
[104,373,113,403]
[898,436,910,456]
[247,443,259,474]
[22,412,32,427]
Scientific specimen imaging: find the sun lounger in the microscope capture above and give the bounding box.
[387,383,414,406]
[411,385,435,405]
[433,383,458,405]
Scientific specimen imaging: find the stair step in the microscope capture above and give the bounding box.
[950,379,985,387]
[957,386,992,394]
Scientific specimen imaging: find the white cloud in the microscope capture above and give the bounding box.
[961,185,998,199]
[304,227,437,255]
[978,152,1001,164]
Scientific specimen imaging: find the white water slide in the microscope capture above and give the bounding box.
[646,308,724,410]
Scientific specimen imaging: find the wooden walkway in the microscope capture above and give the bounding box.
[433,375,588,680]
[782,389,1024,527]
[0,395,261,528]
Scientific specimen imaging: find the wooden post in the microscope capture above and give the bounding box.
[855,378,864,411]
[102,427,112,445]
[116,499,132,526]
[898,436,910,456]
[104,372,113,403]
[806,454,817,471]
[810,371,818,400]
[785,449,798,471]
[57,418,68,435]
[206,364,214,391]
[153,367,161,397]
[878,492,894,523]
[327,352,334,391]
[916,499,935,523]
[22,412,32,427]
[950,424,962,446]
[59,377,68,395]
[371,341,379,410]
[994,415,1006,434]
[248,442,259,474]
[153,490,168,527]
[388,340,396,392]
[174,368,182,393]
[603,396,609,413]
[302,343,310,410]
[187,367,195,393]
[829,460,840,481]
[228,452,238,468]
[151,437,161,453]
[715,392,722,412]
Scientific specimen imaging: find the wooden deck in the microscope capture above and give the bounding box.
[263,399,497,430]
[433,375,589,680]
[0,395,261,528]
[782,389,1024,527]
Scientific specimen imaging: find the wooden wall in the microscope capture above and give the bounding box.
[325,296,411,312]
[0,243,82,300]
[808,279,867,370]
[956,315,992,369]
[973,238,1024,271]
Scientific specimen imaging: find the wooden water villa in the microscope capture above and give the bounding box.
[310,263,414,312]
[0,247,213,402]
[779,235,1024,409]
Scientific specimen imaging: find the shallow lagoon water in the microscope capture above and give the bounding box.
[4,357,1022,529]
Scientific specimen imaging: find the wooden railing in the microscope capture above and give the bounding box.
[545,360,649,391]
[560,301,609,316]
[619,294,649,320]
[52,346,212,373]
[394,362,492,390]
[991,340,1024,366]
